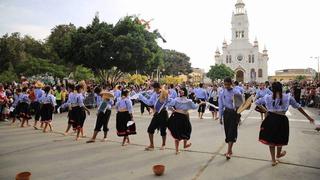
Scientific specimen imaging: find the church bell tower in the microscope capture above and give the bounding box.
[231,0,249,42]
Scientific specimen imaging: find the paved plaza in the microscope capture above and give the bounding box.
[0,105,319,180]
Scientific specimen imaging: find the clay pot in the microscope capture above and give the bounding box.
[153,164,165,176]
[16,172,31,180]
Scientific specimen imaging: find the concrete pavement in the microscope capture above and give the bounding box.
[0,105,319,180]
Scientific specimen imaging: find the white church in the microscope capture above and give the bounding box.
[215,0,268,83]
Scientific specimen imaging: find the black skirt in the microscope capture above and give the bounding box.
[94,110,112,132]
[17,102,31,119]
[40,104,54,122]
[71,106,86,129]
[223,108,241,143]
[116,111,136,136]
[259,112,289,146]
[208,97,218,112]
[168,112,192,141]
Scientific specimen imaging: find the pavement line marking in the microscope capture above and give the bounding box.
[218,153,320,170]
[192,143,226,180]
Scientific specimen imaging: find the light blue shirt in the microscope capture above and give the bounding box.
[139,92,159,107]
[194,88,208,99]
[234,86,244,94]
[256,88,272,99]
[12,94,19,107]
[167,97,198,111]
[40,93,56,106]
[95,93,102,107]
[255,94,301,112]
[169,89,178,99]
[18,93,30,104]
[218,88,242,119]
[116,97,133,113]
[34,88,44,102]
[114,90,122,99]
[98,99,113,113]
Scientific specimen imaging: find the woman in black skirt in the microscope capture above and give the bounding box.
[208,84,219,120]
[167,88,205,154]
[17,87,32,127]
[39,86,56,133]
[255,82,314,166]
[115,89,136,146]
[74,84,90,141]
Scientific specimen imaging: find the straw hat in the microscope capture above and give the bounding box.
[100,90,114,99]
[35,81,44,88]
[159,88,169,102]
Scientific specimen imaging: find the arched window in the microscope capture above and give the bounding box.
[258,69,263,77]
[226,55,228,63]
[250,68,256,81]
[248,55,251,63]
[229,55,232,63]
[252,55,255,63]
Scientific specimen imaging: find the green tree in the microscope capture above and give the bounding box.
[16,56,68,78]
[162,49,192,76]
[68,14,115,75]
[0,63,18,83]
[47,24,76,64]
[295,75,306,82]
[0,33,25,72]
[72,65,94,81]
[112,16,164,74]
[207,64,235,82]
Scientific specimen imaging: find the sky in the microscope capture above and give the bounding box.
[1,0,320,75]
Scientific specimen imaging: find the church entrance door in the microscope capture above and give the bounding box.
[236,70,244,82]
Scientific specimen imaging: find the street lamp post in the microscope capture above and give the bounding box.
[310,56,320,81]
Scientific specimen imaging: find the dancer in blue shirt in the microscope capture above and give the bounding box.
[256,82,314,166]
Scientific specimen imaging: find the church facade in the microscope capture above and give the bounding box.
[215,0,268,83]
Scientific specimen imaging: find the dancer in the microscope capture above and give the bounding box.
[256,82,314,166]
[17,87,32,127]
[139,82,169,150]
[10,88,21,125]
[208,84,219,120]
[218,77,242,160]
[115,89,136,146]
[194,83,208,119]
[74,84,91,140]
[167,87,202,154]
[255,82,272,120]
[62,84,77,135]
[87,90,114,143]
[39,86,56,133]
[33,81,44,129]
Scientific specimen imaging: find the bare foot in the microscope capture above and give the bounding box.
[145,146,154,151]
[184,143,192,149]
[86,139,95,143]
[63,132,68,136]
[276,151,286,159]
[175,151,181,155]
[272,160,279,166]
[101,138,107,142]
[75,137,80,141]
[160,146,166,150]
[225,153,231,160]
